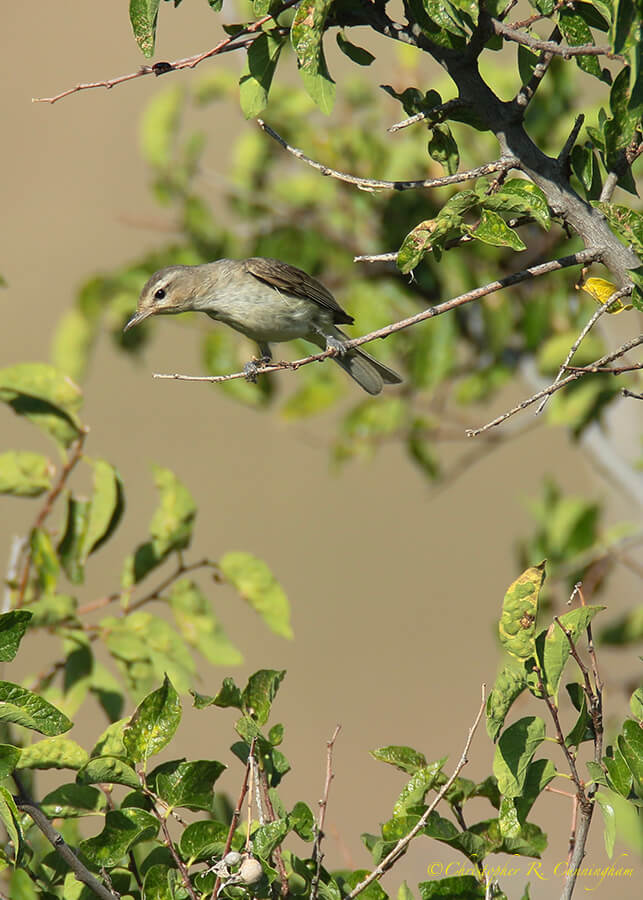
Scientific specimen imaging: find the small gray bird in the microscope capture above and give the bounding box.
[124,257,402,395]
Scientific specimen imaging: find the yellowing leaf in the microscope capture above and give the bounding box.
[581,278,631,313]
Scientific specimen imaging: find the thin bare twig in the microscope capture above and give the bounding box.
[345,686,486,900]
[257,119,519,192]
[17,798,119,900]
[387,99,466,133]
[33,0,299,103]
[491,18,622,59]
[15,432,87,607]
[514,27,561,110]
[536,285,632,414]
[311,725,341,900]
[622,387,643,399]
[212,738,257,900]
[467,334,643,437]
[153,249,603,385]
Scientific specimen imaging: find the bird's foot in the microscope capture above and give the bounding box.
[325,336,347,357]
[243,355,271,383]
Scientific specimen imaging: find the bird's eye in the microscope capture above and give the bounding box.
[154,288,166,300]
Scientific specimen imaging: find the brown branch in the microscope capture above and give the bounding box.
[622,387,643,399]
[151,802,198,900]
[152,249,603,385]
[257,119,519,191]
[33,0,299,103]
[387,99,466,133]
[345,685,486,900]
[311,725,341,900]
[491,18,622,59]
[15,432,87,607]
[467,333,643,437]
[212,738,257,900]
[16,798,119,900]
[565,363,642,374]
[514,27,561,111]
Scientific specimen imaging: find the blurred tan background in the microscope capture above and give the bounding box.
[1,4,641,898]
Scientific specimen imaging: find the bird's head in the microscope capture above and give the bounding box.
[124,265,203,331]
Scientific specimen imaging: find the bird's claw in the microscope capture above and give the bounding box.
[325,336,347,357]
[243,356,271,383]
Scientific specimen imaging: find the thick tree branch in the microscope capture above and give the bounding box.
[16,799,119,900]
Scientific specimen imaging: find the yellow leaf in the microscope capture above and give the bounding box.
[581,278,631,313]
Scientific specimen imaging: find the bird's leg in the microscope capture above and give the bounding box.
[313,327,347,357]
[243,343,273,382]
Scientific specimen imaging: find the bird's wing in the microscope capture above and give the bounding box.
[244,257,354,325]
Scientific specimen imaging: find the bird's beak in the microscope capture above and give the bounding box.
[124,307,154,332]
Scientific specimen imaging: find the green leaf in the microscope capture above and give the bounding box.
[604,747,633,797]
[153,759,226,810]
[253,818,290,857]
[419,875,484,898]
[484,179,551,231]
[81,459,125,561]
[241,669,286,725]
[0,363,84,448]
[370,745,428,774]
[471,209,527,251]
[40,784,106,818]
[17,737,88,771]
[0,787,23,865]
[220,552,292,638]
[559,9,606,81]
[291,0,335,113]
[57,495,90,585]
[289,801,315,841]
[149,465,196,558]
[618,719,643,794]
[513,758,557,822]
[79,808,159,865]
[570,144,601,197]
[77,756,139,789]
[595,790,617,857]
[0,682,72,735]
[123,675,182,764]
[129,0,161,57]
[540,606,604,699]
[179,820,229,863]
[240,33,284,119]
[0,611,32,662]
[0,745,20,780]
[493,716,546,797]
[564,684,594,749]
[498,562,545,659]
[170,578,243,666]
[30,528,59,593]
[143,864,176,900]
[336,32,375,66]
[486,665,527,741]
[422,0,468,37]
[630,687,643,720]
[140,85,184,168]
[0,452,53,497]
[592,202,643,257]
[393,762,444,817]
[596,787,643,856]
[428,123,459,174]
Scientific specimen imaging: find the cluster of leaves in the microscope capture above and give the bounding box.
[0,563,639,899]
[1,361,292,719]
[488,563,642,864]
[49,60,640,482]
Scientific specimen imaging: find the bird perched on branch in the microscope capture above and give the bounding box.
[124,257,402,395]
